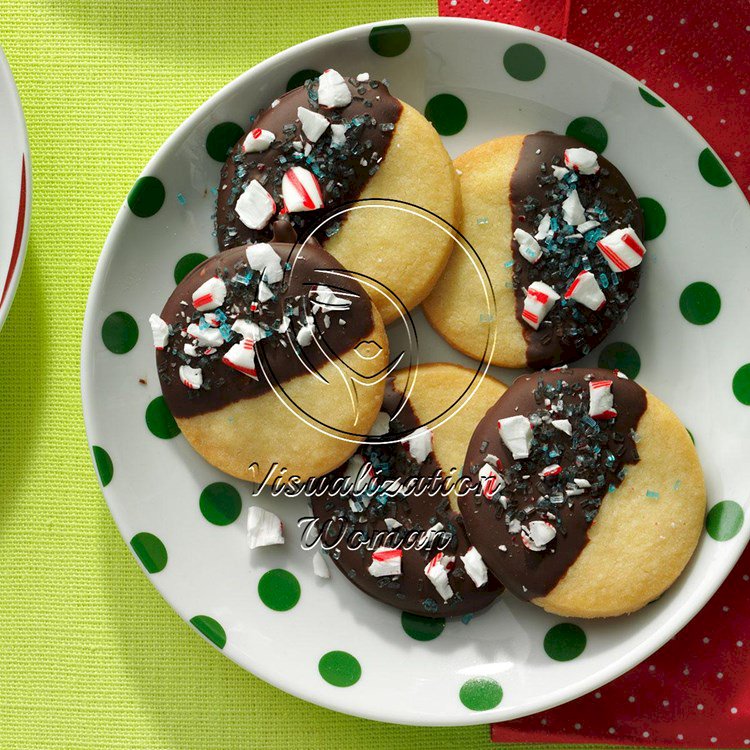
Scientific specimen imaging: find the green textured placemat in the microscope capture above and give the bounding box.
[0,2,594,748]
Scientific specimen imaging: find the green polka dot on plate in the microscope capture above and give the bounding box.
[127,176,165,218]
[92,445,113,487]
[319,650,361,687]
[459,677,503,711]
[424,94,467,136]
[544,623,587,661]
[638,197,667,240]
[146,396,181,439]
[200,482,242,526]
[286,68,321,91]
[101,311,138,354]
[679,282,721,325]
[206,122,244,162]
[369,24,411,57]
[706,501,744,541]
[130,532,168,574]
[190,615,227,649]
[174,252,208,285]
[597,341,641,379]
[638,87,665,107]
[733,364,750,405]
[698,147,732,187]
[566,116,608,153]
[401,612,445,641]
[503,43,546,81]
[258,569,300,611]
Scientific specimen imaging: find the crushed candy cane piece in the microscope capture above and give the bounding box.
[514,227,543,264]
[258,280,273,303]
[460,547,488,588]
[564,270,606,311]
[356,72,370,82]
[192,276,227,312]
[384,517,402,530]
[184,343,198,357]
[242,127,275,153]
[313,551,330,579]
[368,411,391,436]
[330,123,347,147]
[522,520,557,551]
[562,189,586,226]
[478,462,505,499]
[368,547,402,577]
[564,147,600,175]
[296,321,315,347]
[403,428,432,464]
[498,415,533,459]
[297,106,329,143]
[282,166,324,213]
[187,323,224,348]
[246,243,283,284]
[616,370,629,379]
[576,219,600,234]
[424,552,455,602]
[342,454,375,496]
[574,478,591,488]
[179,365,202,390]
[149,314,169,349]
[522,281,560,329]
[551,418,573,435]
[246,506,284,549]
[222,338,258,379]
[311,285,352,314]
[596,227,646,272]
[535,213,552,240]
[589,379,617,419]
[552,165,569,180]
[231,318,263,341]
[236,179,276,230]
[317,69,352,107]
[539,464,562,478]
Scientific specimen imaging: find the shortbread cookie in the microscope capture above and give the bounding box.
[459,368,705,618]
[423,133,646,368]
[309,364,506,617]
[150,233,388,483]
[215,70,459,324]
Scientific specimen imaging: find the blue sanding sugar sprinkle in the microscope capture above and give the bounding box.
[477,216,489,225]
[674,480,682,491]
[219,323,232,341]
[422,598,439,613]
[504,260,514,268]
[646,489,660,499]
[461,613,474,625]
[215,309,227,323]
[176,193,186,205]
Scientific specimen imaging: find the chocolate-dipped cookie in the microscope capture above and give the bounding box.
[149,234,389,483]
[424,133,646,368]
[215,69,459,324]
[309,364,506,617]
[459,368,705,618]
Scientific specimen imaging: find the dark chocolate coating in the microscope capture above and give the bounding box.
[459,368,646,601]
[310,379,503,618]
[216,74,402,249]
[510,133,645,368]
[156,237,377,419]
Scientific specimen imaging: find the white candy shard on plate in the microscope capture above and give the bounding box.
[247,506,284,549]
[313,551,330,579]
[149,314,169,349]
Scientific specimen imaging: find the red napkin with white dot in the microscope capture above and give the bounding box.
[439,0,749,198]
[436,0,749,744]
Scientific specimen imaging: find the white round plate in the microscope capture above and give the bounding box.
[0,46,31,332]
[81,18,750,726]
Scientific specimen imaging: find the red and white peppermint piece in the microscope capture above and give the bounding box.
[186,323,223,348]
[551,418,573,435]
[222,338,258,379]
[424,552,456,602]
[231,318,263,342]
[184,343,198,357]
[522,520,557,551]
[235,179,276,230]
[246,242,283,284]
[297,106,329,143]
[192,276,227,312]
[330,123,347,147]
[203,312,220,327]
[368,547,403,577]
[539,463,562,478]
[242,127,275,153]
[514,227,543,264]
[589,379,617,419]
[246,506,284,549]
[596,227,646,273]
[460,546,489,588]
[522,281,560,329]
[148,314,169,349]
[317,69,352,108]
[562,188,586,225]
[402,428,433,464]
[478,462,505,499]
[564,147,600,175]
[179,365,202,390]
[281,166,324,213]
[313,551,330,579]
[564,270,606,311]
[498,415,533,459]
